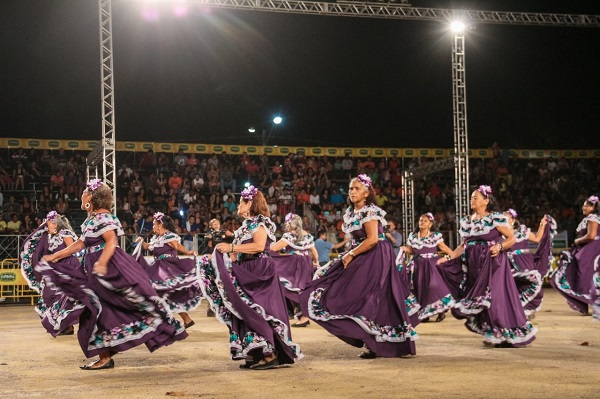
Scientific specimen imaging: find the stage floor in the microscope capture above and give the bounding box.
[1,288,598,399]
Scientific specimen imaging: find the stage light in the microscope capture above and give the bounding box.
[248,127,256,133]
[244,182,251,188]
[451,21,466,32]
[273,116,282,125]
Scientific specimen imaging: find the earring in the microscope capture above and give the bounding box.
[84,203,91,209]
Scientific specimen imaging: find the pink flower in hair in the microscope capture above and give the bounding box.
[285,213,295,223]
[505,208,518,219]
[46,211,58,221]
[477,185,492,197]
[424,212,434,221]
[356,174,372,187]
[241,185,259,201]
[153,212,165,222]
[86,178,103,191]
[587,195,599,204]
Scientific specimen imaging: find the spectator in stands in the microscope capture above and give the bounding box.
[330,188,344,206]
[168,171,183,192]
[6,213,22,234]
[223,195,236,213]
[13,162,28,191]
[191,173,204,191]
[21,214,34,235]
[314,229,349,266]
[135,213,154,237]
[118,163,133,179]
[65,170,78,199]
[0,211,6,232]
[173,149,188,173]
[50,171,65,192]
[21,196,34,218]
[139,149,157,171]
[55,197,69,216]
[157,152,170,173]
[220,164,236,193]
[182,215,200,252]
[3,195,21,215]
[384,219,403,258]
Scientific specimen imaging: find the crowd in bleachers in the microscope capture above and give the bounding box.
[1,146,599,247]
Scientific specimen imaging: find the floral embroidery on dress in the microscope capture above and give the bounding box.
[307,287,418,343]
[80,213,124,240]
[48,229,78,251]
[20,226,48,293]
[234,215,277,245]
[149,231,181,250]
[459,212,509,238]
[342,204,387,234]
[576,214,600,233]
[406,231,443,249]
[280,232,315,251]
[593,256,600,321]
[466,315,538,344]
[197,252,303,361]
[514,225,531,244]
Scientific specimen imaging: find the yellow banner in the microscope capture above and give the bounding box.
[0,138,598,159]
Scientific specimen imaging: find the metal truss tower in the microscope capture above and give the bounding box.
[92,0,117,213]
[452,32,469,241]
[401,157,455,235]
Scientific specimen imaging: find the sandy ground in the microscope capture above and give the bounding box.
[1,288,599,399]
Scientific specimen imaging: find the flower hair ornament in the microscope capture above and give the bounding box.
[153,212,165,223]
[477,185,493,197]
[356,174,372,187]
[587,195,599,204]
[424,212,434,222]
[241,185,259,201]
[86,178,103,192]
[285,213,296,223]
[45,210,58,222]
[506,208,518,219]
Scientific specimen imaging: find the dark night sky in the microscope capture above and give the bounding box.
[1,0,599,149]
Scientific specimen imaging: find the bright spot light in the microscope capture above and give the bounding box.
[244,182,251,188]
[450,21,466,32]
[173,6,188,18]
[273,116,282,125]
[179,210,184,216]
[248,127,256,133]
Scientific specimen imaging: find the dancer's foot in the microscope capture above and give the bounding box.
[250,354,278,370]
[58,325,75,336]
[435,313,446,322]
[292,317,310,327]
[358,349,377,359]
[184,320,195,329]
[80,358,114,370]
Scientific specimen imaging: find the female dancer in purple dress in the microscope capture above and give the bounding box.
[20,211,84,336]
[198,186,302,370]
[300,175,419,359]
[400,212,455,323]
[40,179,187,370]
[551,195,600,316]
[135,212,202,329]
[503,209,556,319]
[270,213,319,327]
[437,185,536,347]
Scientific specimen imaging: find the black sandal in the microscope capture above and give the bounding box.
[435,313,446,322]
